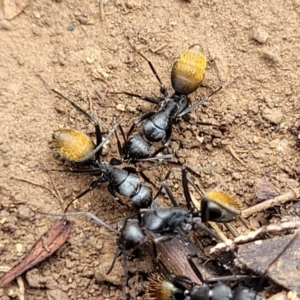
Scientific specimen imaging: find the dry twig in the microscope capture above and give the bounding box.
[210,221,300,255]
[99,0,105,21]
[11,176,59,202]
[225,145,246,166]
[0,266,24,300]
[242,187,300,218]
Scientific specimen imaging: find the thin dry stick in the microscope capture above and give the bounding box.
[16,276,25,300]
[0,266,24,300]
[99,0,105,21]
[11,176,59,201]
[208,222,227,242]
[225,145,246,166]
[209,221,300,255]
[242,187,300,218]
[42,162,64,209]
[151,43,167,53]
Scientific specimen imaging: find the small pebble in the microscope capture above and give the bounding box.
[116,103,125,112]
[15,243,23,252]
[18,205,35,219]
[0,19,12,30]
[253,136,261,144]
[196,136,204,144]
[261,50,282,65]
[67,25,75,31]
[86,56,95,64]
[262,108,283,124]
[255,178,279,201]
[253,28,269,44]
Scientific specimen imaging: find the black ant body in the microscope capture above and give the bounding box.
[146,273,265,300]
[109,43,234,164]
[43,172,299,300]
[42,77,155,210]
[146,233,299,300]
[46,167,242,283]
[44,165,241,299]
[42,205,217,300]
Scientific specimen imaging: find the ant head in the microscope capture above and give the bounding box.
[171,44,206,95]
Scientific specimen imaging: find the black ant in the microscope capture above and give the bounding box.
[146,233,299,300]
[107,42,235,165]
[42,165,245,299]
[41,77,160,210]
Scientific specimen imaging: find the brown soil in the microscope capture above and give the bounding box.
[0,0,299,299]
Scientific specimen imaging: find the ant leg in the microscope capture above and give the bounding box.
[39,211,119,234]
[127,38,168,97]
[64,178,102,213]
[76,123,119,163]
[205,274,257,283]
[107,184,130,208]
[139,170,156,187]
[179,166,209,210]
[153,234,175,243]
[183,113,223,129]
[153,181,180,207]
[40,76,103,150]
[118,123,128,144]
[153,168,178,199]
[42,167,99,175]
[192,218,221,241]
[106,248,122,275]
[180,167,222,240]
[186,254,205,282]
[107,91,160,105]
[178,78,236,117]
[121,247,128,300]
[153,166,206,206]
[109,126,125,165]
[153,165,213,205]
[135,154,173,163]
[181,167,194,211]
[57,167,104,176]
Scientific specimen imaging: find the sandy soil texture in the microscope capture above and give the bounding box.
[0,0,299,299]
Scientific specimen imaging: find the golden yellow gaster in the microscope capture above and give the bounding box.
[171,44,206,95]
[53,128,95,162]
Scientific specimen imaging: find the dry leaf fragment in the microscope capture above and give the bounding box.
[0,217,72,287]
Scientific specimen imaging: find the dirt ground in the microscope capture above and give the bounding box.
[0,0,299,299]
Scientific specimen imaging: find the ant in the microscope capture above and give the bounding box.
[41,77,160,210]
[107,41,235,165]
[146,233,299,300]
[43,165,244,299]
